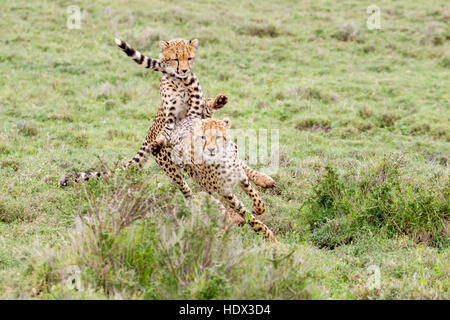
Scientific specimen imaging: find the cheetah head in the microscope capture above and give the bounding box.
[159,38,198,78]
[195,118,232,162]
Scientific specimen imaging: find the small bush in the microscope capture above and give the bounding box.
[0,159,20,171]
[47,112,73,122]
[331,22,360,42]
[421,24,445,46]
[106,129,136,140]
[279,86,332,103]
[295,118,331,133]
[0,140,10,154]
[304,157,449,249]
[236,23,279,38]
[73,132,89,147]
[0,200,33,223]
[439,56,450,68]
[16,121,39,137]
[373,112,401,128]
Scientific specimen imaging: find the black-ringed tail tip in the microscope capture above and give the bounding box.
[59,173,72,187]
[114,38,122,46]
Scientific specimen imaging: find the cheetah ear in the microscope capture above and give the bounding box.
[223,118,231,128]
[190,39,199,48]
[159,40,170,50]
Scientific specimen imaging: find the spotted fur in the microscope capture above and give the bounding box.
[168,117,278,243]
[60,38,274,199]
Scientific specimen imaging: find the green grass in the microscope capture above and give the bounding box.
[0,0,449,299]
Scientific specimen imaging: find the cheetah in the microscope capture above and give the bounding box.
[60,38,275,198]
[168,116,278,243]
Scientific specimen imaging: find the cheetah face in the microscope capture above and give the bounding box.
[159,38,198,78]
[195,118,231,162]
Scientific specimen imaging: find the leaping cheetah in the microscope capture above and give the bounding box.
[60,38,275,199]
[168,116,278,243]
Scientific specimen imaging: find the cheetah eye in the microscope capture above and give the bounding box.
[173,58,178,61]
[201,135,206,140]
[188,57,193,61]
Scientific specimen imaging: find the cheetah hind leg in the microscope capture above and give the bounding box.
[241,163,275,189]
[150,134,167,156]
[154,147,192,199]
[221,193,278,244]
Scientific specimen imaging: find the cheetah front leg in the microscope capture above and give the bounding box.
[150,99,177,156]
[221,193,278,244]
[122,138,151,170]
[203,94,228,118]
[154,148,192,199]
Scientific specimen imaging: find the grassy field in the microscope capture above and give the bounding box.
[0,0,449,299]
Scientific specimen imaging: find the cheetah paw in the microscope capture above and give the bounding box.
[59,171,77,187]
[150,142,162,156]
[59,174,71,187]
[214,94,228,109]
[266,230,279,245]
[150,135,166,155]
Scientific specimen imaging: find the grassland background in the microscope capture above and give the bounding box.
[0,0,448,299]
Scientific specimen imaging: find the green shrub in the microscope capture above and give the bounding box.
[304,157,449,249]
[16,121,39,137]
[0,200,32,223]
[236,23,280,37]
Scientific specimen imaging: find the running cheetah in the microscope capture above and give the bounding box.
[168,117,278,243]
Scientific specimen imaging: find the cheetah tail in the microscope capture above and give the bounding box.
[59,170,112,187]
[114,38,163,72]
[241,163,276,188]
[59,137,152,187]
